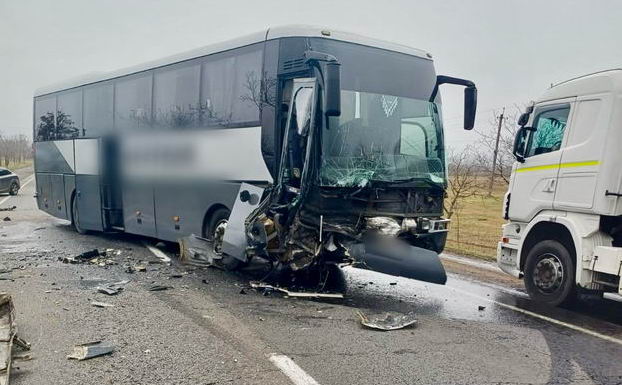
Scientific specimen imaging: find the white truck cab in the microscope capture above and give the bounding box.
[498,69,622,306]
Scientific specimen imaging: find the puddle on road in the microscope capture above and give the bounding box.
[342,266,622,338]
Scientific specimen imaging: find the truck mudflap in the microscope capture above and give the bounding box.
[348,238,447,285]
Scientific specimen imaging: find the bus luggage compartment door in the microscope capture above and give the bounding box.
[75,175,104,231]
[221,183,265,261]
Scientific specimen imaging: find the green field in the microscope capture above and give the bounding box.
[444,182,507,261]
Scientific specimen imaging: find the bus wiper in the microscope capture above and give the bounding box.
[388,177,443,189]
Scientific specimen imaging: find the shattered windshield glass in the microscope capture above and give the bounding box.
[320,90,445,187]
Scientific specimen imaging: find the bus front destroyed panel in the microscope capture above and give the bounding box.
[225,51,476,286]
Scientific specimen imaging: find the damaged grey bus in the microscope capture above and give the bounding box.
[33,26,476,286]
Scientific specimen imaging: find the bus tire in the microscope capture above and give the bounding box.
[203,208,241,271]
[8,182,19,195]
[71,195,89,235]
[523,239,576,307]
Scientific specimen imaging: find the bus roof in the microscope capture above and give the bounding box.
[538,69,622,102]
[34,25,431,97]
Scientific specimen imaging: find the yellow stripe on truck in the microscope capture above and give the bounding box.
[516,160,600,173]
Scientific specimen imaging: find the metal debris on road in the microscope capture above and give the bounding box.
[0,206,16,212]
[1,293,31,385]
[249,281,344,299]
[125,263,146,274]
[61,248,122,266]
[67,341,114,361]
[178,234,220,267]
[91,301,114,308]
[95,280,129,296]
[356,311,417,331]
[148,285,173,291]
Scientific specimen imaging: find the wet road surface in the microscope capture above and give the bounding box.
[1,167,622,384]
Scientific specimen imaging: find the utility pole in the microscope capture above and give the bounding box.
[488,107,505,196]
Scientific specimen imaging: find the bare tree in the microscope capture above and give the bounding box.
[240,70,277,114]
[474,104,526,184]
[0,133,32,168]
[444,145,483,219]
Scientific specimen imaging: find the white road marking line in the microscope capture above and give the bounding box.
[0,175,35,206]
[269,354,321,385]
[440,253,503,273]
[144,242,172,263]
[448,286,622,346]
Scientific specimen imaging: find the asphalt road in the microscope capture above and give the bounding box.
[1,167,622,385]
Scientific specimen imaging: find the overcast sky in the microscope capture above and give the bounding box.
[1,0,621,148]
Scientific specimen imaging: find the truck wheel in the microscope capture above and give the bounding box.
[8,182,19,196]
[524,240,576,306]
[71,195,88,235]
[203,208,241,271]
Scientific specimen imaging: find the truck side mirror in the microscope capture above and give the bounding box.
[464,86,477,130]
[513,126,535,163]
[518,112,530,127]
[324,62,341,117]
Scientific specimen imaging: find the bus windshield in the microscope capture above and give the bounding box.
[320,90,445,187]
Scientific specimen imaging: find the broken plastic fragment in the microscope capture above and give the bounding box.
[67,341,114,360]
[148,285,173,292]
[356,310,417,331]
[249,281,344,299]
[91,301,114,308]
[1,293,30,385]
[178,234,220,267]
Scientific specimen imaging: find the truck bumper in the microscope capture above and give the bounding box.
[592,246,622,295]
[497,241,521,278]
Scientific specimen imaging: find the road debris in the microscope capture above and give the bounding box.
[1,293,31,385]
[91,301,114,308]
[0,206,16,212]
[67,341,114,361]
[178,234,220,267]
[356,311,417,331]
[95,280,129,296]
[148,285,173,292]
[478,305,486,311]
[125,263,146,274]
[60,248,121,266]
[2,217,10,222]
[249,281,344,299]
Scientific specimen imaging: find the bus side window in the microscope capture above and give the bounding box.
[34,96,57,141]
[56,90,83,139]
[84,82,114,137]
[526,106,570,157]
[400,120,429,157]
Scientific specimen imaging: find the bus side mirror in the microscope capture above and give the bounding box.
[464,86,477,130]
[324,62,341,117]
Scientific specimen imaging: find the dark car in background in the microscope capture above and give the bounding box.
[0,168,20,195]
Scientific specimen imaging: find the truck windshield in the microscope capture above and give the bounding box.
[320,90,445,187]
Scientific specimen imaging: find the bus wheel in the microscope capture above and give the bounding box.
[524,239,576,307]
[71,196,88,235]
[204,208,241,271]
[8,182,19,195]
